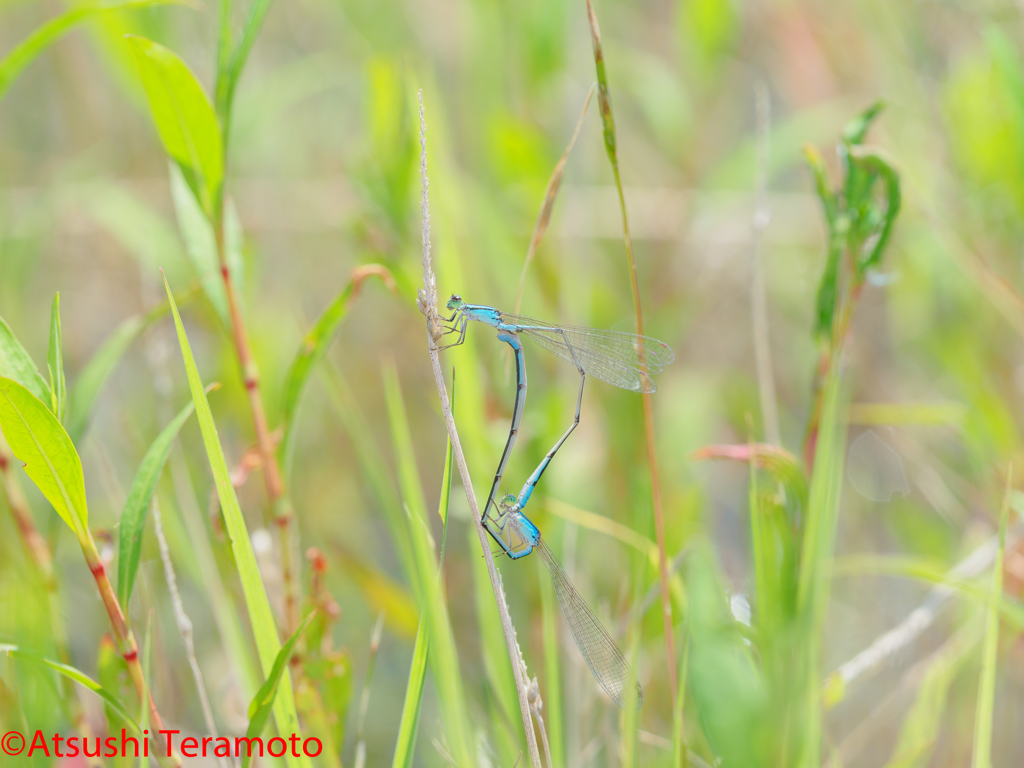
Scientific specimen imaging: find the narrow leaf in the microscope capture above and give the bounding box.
[117,393,203,610]
[972,470,1011,768]
[279,264,395,481]
[0,377,88,537]
[0,645,141,733]
[47,292,66,422]
[67,295,186,445]
[218,0,276,133]
[392,375,455,768]
[161,272,309,768]
[0,314,51,408]
[0,1,192,102]
[241,610,317,768]
[127,35,224,219]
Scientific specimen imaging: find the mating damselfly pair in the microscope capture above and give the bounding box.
[439,295,674,710]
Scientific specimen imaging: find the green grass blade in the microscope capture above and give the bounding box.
[117,394,201,611]
[0,377,87,538]
[0,644,140,733]
[382,362,474,768]
[161,273,308,768]
[0,313,51,409]
[795,362,848,766]
[66,292,190,444]
[972,472,1011,768]
[279,266,393,483]
[241,610,317,768]
[127,35,224,220]
[392,374,455,768]
[46,293,65,422]
[0,0,193,102]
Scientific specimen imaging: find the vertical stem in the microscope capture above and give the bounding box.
[78,530,180,767]
[417,91,543,768]
[586,0,677,704]
[213,212,299,634]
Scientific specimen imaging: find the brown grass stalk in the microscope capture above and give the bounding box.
[584,0,677,705]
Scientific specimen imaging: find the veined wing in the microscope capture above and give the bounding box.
[536,538,643,710]
[501,313,674,393]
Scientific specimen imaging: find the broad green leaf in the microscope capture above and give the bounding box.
[169,162,244,328]
[0,1,192,102]
[161,273,309,768]
[0,314,51,408]
[0,377,87,537]
[66,291,190,444]
[127,36,224,219]
[241,610,316,768]
[279,265,394,482]
[392,375,455,768]
[117,395,200,611]
[47,293,66,422]
[0,645,140,734]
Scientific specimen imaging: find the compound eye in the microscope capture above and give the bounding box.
[501,494,516,506]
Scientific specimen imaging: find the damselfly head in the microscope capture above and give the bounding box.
[499,493,517,511]
[446,294,464,311]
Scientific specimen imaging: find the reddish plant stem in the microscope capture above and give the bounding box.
[213,218,299,635]
[1,452,107,766]
[79,530,180,767]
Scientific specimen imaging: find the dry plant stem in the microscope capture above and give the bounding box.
[213,213,299,634]
[151,498,227,768]
[512,83,597,316]
[585,0,677,705]
[79,529,180,767]
[417,90,543,768]
[750,80,780,446]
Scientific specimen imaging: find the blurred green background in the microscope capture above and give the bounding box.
[2,0,1024,765]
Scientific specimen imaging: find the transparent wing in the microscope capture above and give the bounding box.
[500,313,674,393]
[536,538,643,710]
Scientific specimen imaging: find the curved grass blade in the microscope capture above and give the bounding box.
[241,610,317,768]
[383,363,473,767]
[161,272,309,768]
[0,644,140,733]
[0,1,194,102]
[279,264,394,481]
[0,377,87,537]
[47,293,66,422]
[392,372,455,768]
[117,390,211,611]
[0,314,50,409]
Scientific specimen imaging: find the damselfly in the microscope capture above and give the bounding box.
[439,295,674,556]
[491,494,643,709]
